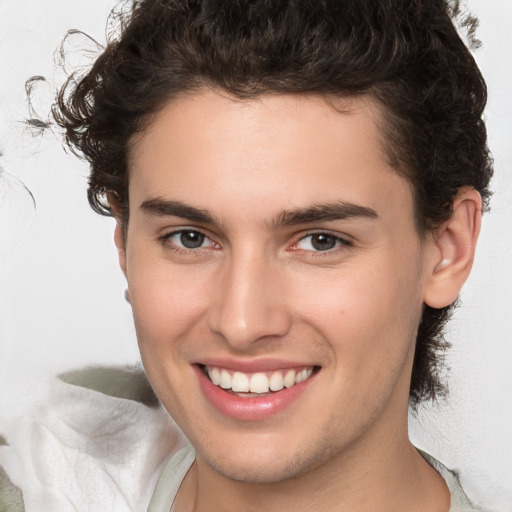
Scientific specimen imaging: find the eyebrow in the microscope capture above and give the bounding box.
[271,201,378,228]
[140,199,216,224]
[140,198,378,228]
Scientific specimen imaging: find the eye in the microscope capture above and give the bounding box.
[295,233,347,252]
[164,229,215,250]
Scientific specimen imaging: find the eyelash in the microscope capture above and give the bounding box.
[158,229,352,256]
[292,231,352,255]
[159,229,218,254]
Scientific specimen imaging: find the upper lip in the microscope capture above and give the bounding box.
[195,357,319,373]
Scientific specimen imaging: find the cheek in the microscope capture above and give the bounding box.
[126,253,211,417]
[127,252,210,351]
[290,254,423,367]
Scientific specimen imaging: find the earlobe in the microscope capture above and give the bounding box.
[108,192,128,276]
[423,188,482,309]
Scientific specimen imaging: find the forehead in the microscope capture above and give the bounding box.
[128,90,413,224]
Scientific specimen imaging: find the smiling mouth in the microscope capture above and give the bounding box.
[200,365,320,396]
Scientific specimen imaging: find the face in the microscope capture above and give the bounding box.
[122,90,434,483]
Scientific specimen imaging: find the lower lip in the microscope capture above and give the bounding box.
[195,366,316,421]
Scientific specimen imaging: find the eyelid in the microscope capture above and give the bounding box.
[159,227,220,250]
[158,226,352,254]
[289,230,353,252]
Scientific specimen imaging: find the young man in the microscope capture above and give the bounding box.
[0,0,497,510]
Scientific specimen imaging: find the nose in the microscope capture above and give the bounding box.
[208,252,292,350]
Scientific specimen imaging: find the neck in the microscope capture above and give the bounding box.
[175,415,450,512]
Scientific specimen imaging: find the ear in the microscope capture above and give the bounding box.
[423,188,482,309]
[108,192,127,276]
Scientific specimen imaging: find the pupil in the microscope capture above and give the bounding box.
[180,231,204,249]
[311,234,336,251]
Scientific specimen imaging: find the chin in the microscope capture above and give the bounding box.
[205,457,303,484]
[198,438,335,484]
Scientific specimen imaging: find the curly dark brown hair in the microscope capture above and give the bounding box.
[48,0,493,406]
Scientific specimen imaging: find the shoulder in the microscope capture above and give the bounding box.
[419,449,491,512]
[0,366,186,512]
[148,445,196,512]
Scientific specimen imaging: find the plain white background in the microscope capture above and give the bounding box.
[0,1,511,509]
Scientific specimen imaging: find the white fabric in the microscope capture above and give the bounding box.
[0,378,186,512]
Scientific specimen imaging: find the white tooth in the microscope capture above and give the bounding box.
[269,371,284,391]
[210,367,221,385]
[283,370,296,388]
[232,372,250,392]
[306,367,313,379]
[219,369,232,389]
[295,371,303,384]
[300,369,309,382]
[249,373,270,393]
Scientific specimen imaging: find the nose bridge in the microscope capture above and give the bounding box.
[210,246,291,349]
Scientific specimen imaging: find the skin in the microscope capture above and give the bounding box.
[113,90,481,511]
